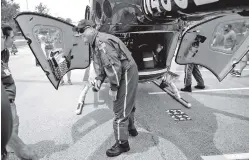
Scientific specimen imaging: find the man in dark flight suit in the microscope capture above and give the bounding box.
[1,25,38,160]
[74,19,139,157]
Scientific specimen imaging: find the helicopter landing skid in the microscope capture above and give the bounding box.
[152,80,192,109]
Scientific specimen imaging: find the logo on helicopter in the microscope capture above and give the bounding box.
[143,0,219,15]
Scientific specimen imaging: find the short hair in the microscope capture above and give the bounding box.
[1,25,13,39]
[227,24,232,29]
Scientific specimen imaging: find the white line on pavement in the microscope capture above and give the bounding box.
[201,153,249,160]
[15,39,27,42]
[172,68,249,73]
[148,87,249,95]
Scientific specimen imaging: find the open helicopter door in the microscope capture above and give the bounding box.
[175,14,249,81]
[14,12,90,90]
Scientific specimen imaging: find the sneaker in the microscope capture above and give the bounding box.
[230,70,237,76]
[106,141,130,157]
[68,80,72,85]
[60,81,65,86]
[159,81,168,89]
[234,71,241,77]
[180,85,192,92]
[129,128,138,137]
[76,102,84,115]
[194,85,205,89]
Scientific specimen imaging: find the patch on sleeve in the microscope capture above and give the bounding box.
[3,68,11,76]
[98,41,107,54]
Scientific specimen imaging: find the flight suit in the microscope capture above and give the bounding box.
[92,32,138,142]
[1,49,19,135]
[184,64,204,87]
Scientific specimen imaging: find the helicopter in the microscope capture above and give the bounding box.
[14,0,249,108]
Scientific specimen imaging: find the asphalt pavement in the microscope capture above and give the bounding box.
[7,46,249,160]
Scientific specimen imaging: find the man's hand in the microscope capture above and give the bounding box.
[109,89,117,101]
[92,79,101,92]
[18,145,39,160]
[8,133,39,160]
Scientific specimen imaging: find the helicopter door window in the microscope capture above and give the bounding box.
[33,25,70,81]
[211,20,249,54]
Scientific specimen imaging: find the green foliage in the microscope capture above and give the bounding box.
[65,18,72,24]
[1,0,20,32]
[57,17,73,24]
[35,2,49,14]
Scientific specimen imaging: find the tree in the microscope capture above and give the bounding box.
[57,17,65,21]
[65,18,72,24]
[35,2,49,14]
[1,0,20,32]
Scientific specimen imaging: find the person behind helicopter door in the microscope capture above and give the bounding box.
[181,35,206,92]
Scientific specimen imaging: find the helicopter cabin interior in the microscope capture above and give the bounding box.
[116,32,175,72]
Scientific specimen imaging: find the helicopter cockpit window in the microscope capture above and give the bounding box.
[103,0,112,18]
[211,20,249,54]
[96,2,102,19]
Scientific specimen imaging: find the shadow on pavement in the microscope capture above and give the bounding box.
[192,91,249,100]
[71,108,113,143]
[71,85,114,144]
[88,131,159,160]
[71,81,249,159]
[128,84,223,160]
[15,79,51,84]
[28,140,69,159]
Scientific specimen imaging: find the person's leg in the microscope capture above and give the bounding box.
[110,77,130,157]
[238,61,247,76]
[238,54,248,75]
[181,64,194,92]
[192,65,205,89]
[128,107,138,137]
[233,54,248,77]
[35,59,39,66]
[107,65,138,157]
[60,78,65,86]
[128,107,136,130]
[67,71,72,85]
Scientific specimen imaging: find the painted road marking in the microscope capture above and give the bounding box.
[201,153,249,160]
[149,87,249,95]
[172,68,249,73]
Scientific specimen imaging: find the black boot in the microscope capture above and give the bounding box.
[106,141,130,157]
[194,85,205,89]
[129,128,138,137]
[180,85,192,92]
[159,81,168,89]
